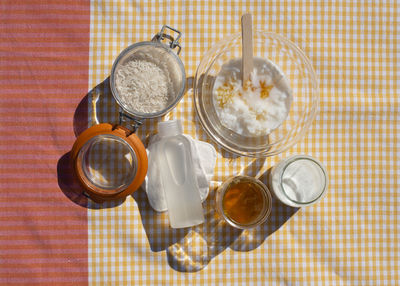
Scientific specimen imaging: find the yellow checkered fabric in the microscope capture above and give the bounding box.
[87,1,399,284]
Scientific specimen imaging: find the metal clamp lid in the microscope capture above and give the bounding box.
[153,25,182,54]
[119,111,143,134]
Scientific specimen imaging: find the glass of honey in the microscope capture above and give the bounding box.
[215,176,272,229]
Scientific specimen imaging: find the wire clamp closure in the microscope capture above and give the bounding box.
[118,111,142,135]
[153,25,182,54]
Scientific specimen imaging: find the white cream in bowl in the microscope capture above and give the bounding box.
[212,58,292,137]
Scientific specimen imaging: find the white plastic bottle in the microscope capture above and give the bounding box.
[155,119,205,228]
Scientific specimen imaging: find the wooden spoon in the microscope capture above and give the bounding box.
[241,13,253,87]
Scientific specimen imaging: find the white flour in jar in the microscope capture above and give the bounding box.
[212,58,292,136]
[115,59,170,114]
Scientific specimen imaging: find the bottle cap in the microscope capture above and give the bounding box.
[158,119,183,137]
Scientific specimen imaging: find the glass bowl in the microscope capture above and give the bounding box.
[194,31,319,157]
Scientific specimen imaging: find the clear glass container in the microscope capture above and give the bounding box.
[71,123,148,202]
[269,155,328,207]
[215,176,272,229]
[76,134,137,194]
[194,31,319,157]
[110,26,186,119]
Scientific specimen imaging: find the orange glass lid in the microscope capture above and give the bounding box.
[71,123,148,201]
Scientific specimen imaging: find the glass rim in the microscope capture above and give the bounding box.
[216,175,272,229]
[110,41,186,119]
[79,134,137,193]
[279,155,328,205]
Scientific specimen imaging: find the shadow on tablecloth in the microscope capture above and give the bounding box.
[57,76,298,271]
[163,168,299,273]
[132,189,191,252]
[58,75,196,209]
[57,78,125,209]
[57,151,125,209]
[229,168,299,252]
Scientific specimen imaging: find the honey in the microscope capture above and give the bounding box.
[222,181,267,225]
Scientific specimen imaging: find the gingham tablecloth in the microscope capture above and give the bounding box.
[1,1,398,285]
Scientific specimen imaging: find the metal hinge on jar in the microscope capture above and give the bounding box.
[152,25,182,54]
[118,111,143,135]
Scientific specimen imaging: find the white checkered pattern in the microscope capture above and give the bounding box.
[87,1,399,285]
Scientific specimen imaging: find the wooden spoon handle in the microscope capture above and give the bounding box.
[241,13,253,86]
